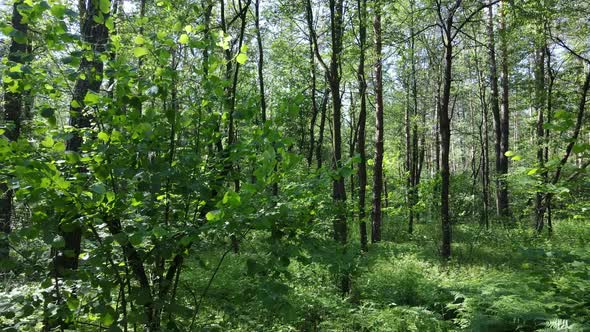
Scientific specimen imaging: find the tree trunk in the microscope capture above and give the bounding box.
[534,41,546,232]
[439,12,454,260]
[317,88,329,170]
[1,0,29,263]
[356,0,368,252]
[329,0,347,239]
[327,0,349,294]
[255,0,266,123]
[371,1,384,244]
[307,24,318,168]
[486,4,504,218]
[497,0,510,218]
[60,0,109,274]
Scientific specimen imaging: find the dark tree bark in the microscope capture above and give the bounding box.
[307,35,318,168]
[328,0,347,245]
[473,34,490,228]
[59,0,109,274]
[497,0,510,218]
[356,0,368,252]
[255,0,266,123]
[543,64,590,235]
[406,1,420,234]
[435,0,499,259]
[317,88,329,170]
[220,0,250,252]
[306,0,348,292]
[439,12,453,260]
[371,1,384,244]
[1,0,29,262]
[486,3,504,218]
[534,40,546,232]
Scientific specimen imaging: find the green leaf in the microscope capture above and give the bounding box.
[573,143,590,154]
[134,35,145,45]
[70,100,81,108]
[41,136,54,148]
[101,306,116,326]
[179,34,189,44]
[53,142,66,152]
[98,131,110,142]
[222,191,241,207]
[105,17,115,30]
[99,0,111,14]
[22,304,34,317]
[84,91,100,105]
[50,4,66,18]
[67,298,80,310]
[236,53,248,65]
[133,47,149,58]
[527,168,538,176]
[91,183,107,195]
[205,210,222,221]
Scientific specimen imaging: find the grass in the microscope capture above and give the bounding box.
[177,218,590,331]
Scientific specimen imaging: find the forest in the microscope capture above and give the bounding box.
[0,0,589,330]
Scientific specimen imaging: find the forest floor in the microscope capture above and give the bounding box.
[183,218,590,331]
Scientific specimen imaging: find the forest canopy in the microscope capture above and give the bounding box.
[1,0,590,331]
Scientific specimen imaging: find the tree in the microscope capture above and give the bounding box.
[58,0,110,274]
[1,0,29,263]
[435,0,497,259]
[371,0,384,243]
[497,0,510,218]
[357,0,369,251]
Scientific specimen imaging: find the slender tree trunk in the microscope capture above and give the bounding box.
[317,88,329,170]
[497,0,510,218]
[544,68,590,235]
[255,0,266,123]
[327,0,349,294]
[329,0,347,241]
[356,0,368,252]
[474,36,490,228]
[1,0,29,263]
[407,2,418,234]
[220,0,250,252]
[307,28,318,167]
[60,0,109,275]
[486,4,504,218]
[371,1,384,244]
[534,41,546,232]
[439,13,454,260]
[545,44,555,233]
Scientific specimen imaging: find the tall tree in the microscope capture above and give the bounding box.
[255,0,267,123]
[497,0,510,217]
[356,0,369,252]
[329,0,349,293]
[435,0,497,259]
[486,2,505,218]
[534,34,547,231]
[59,0,110,274]
[371,0,384,243]
[1,0,29,263]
